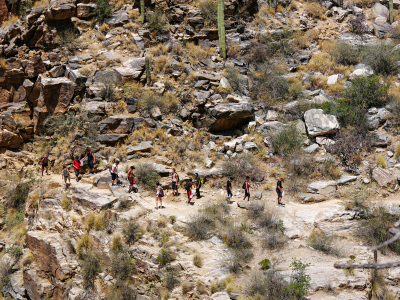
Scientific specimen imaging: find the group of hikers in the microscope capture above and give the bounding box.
[46,148,286,209]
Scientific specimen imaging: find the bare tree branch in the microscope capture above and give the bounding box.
[369,227,400,251]
[334,261,400,270]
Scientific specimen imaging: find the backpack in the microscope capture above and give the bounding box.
[160,187,164,197]
[185,182,191,191]
[109,166,113,174]
[200,178,204,185]
[242,182,246,189]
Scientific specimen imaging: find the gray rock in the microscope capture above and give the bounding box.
[336,176,357,185]
[205,159,214,168]
[266,110,278,121]
[255,192,262,199]
[94,70,120,86]
[298,193,327,202]
[256,121,286,135]
[304,109,340,137]
[307,180,337,196]
[126,141,153,155]
[97,134,127,144]
[194,71,221,81]
[106,10,129,25]
[365,107,391,130]
[304,143,319,154]
[72,188,117,210]
[150,106,162,120]
[151,163,171,176]
[388,158,396,168]
[98,115,144,133]
[373,2,389,18]
[327,74,340,85]
[244,142,258,151]
[44,0,76,21]
[366,132,391,147]
[349,66,374,80]
[192,168,223,179]
[372,167,393,186]
[209,292,230,300]
[48,65,65,78]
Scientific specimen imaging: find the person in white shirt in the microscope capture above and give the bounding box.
[111,160,119,186]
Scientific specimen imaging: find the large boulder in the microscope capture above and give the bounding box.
[26,231,78,281]
[72,188,118,209]
[0,129,23,148]
[77,3,96,19]
[366,132,390,147]
[307,180,337,197]
[98,115,145,134]
[365,107,391,130]
[207,96,254,132]
[304,109,340,137]
[24,268,54,300]
[126,141,153,154]
[372,167,393,187]
[256,121,286,135]
[97,133,127,144]
[373,2,389,19]
[44,0,76,21]
[38,76,75,114]
[106,10,129,25]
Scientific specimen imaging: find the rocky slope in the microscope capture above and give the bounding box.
[2,0,400,299]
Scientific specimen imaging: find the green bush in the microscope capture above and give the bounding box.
[222,153,258,182]
[157,249,176,265]
[289,259,311,299]
[135,162,159,190]
[258,259,271,270]
[164,267,180,291]
[331,42,360,66]
[270,123,303,155]
[5,181,31,209]
[100,85,116,102]
[81,252,102,290]
[198,0,217,26]
[147,9,169,34]
[111,250,135,281]
[186,215,215,240]
[122,218,142,245]
[92,0,113,23]
[362,44,400,76]
[107,281,138,300]
[224,67,248,95]
[250,64,290,102]
[224,227,252,249]
[6,246,23,258]
[308,230,341,256]
[56,29,79,52]
[358,207,400,254]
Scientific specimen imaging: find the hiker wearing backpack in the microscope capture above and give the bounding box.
[194,173,201,199]
[227,177,233,199]
[62,165,71,189]
[73,156,80,182]
[41,155,49,176]
[185,180,193,205]
[127,166,137,193]
[277,177,285,206]
[82,148,96,175]
[243,176,251,201]
[111,160,120,186]
[171,168,179,196]
[156,182,164,209]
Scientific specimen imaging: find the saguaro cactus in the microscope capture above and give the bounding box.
[141,0,145,23]
[340,0,343,7]
[390,0,394,23]
[145,55,150,84]
[217,0,226,59]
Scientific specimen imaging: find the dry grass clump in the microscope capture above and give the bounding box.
[293,32,310,49]
[193,252,203,268]
[186,42,215,65]
[149,43,169,56]
[1,16,19,28]
[308,230,342,256]
[394,143,400,160]
[304,2,326,19]
[100,23,109,32]
[61,193,72,211]
[77,234,93,258]
[0,57,6,70]
[79,67,93,77]
[376,153,387,168]
[34,0,50,7]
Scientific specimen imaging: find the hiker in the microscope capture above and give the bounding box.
[243,176,251,201]
[277,177,285,206]
[82,148,96,175]
[62,165,71,189]
[127,166,137,193]
[73,156,80,182]
[111,160,120,186]
[194,173,201,199]
[171,168,179,196]
[185,180,193,205]
[156,182,164,209]
[227,177,233,199]
[41,155,49,176]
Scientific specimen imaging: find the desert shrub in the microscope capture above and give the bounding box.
[164,267,180,291]
[100,85,116,102]
[122,218,142,245]
[56,28,79,52]
[111,250,135,281]
[93,211,110,231]
[285,153,315,178]
[270,123,303,155]
[135,162,159,190]
[376,153,387,168]
[0,260,12,289]
[81,252,102,290]
[6,246,23,258]
[246,202,265,220]
[288,259,311,299]
[111,234,124,252]
[395,143,400,161]
[92,0,113,23]
[224,226,252,249]
[0,57,5,70]
[86,213,96,230]
[349,13,368,36]
[4,211,24,229]
[198,0,217,26]
[250,64,289,102]
[136,90,178,115]
[61,193,72,211]
[347,188,370,211]
[157,249,175,265]
[44,112,77,137]
[193,252,203,268]
[5,181,31,208]
[358,207,400,254]
[244,43,270,64]
[77,234,93,258]
[107,282,137,300]
[147,9,169,34]
[117,198,132,210]
[186,214,215,240]
[202,201,231,224]
[331,42,360,66]
[303,2,325,19]
[325,130,363,166]
[262,231,287,250]
[362,44,400,76]
[222,153,257,182]
[308,230,341,256]
[259,259,271,270]
[225,67,248,95]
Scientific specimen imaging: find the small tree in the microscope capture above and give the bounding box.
[92,0,113,23]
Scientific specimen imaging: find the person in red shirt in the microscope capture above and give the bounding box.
[73,156,80,182]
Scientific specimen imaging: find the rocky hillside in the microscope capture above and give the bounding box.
[2,0,400,299]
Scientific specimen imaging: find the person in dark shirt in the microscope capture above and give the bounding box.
[276,177,285,206]
[185,181,193,205]
[194,173,201,199]
[82,148,96,175]
[243,176,251,201]
[227,177,233,199]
